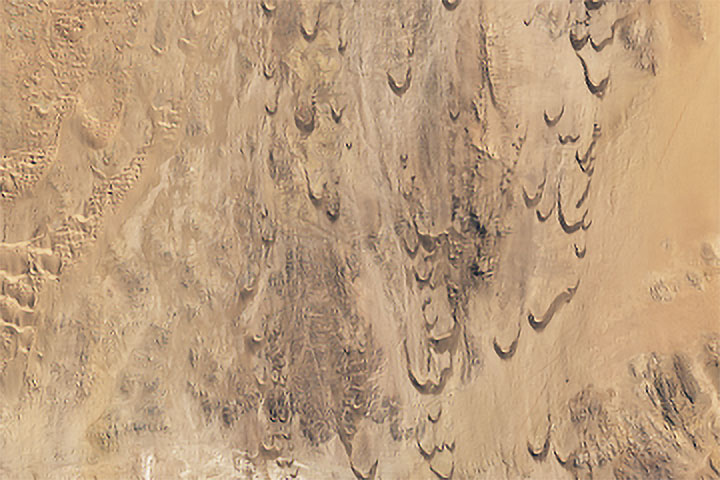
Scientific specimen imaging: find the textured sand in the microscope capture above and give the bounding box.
[0,0,718,478]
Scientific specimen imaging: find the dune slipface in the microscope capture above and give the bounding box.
[0,0,718,478]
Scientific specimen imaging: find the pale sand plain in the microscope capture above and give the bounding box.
[0,0,718,478]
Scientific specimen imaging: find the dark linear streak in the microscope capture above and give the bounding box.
[558,134,580,145]
[570,31,589,51]
[388,67,412,96]
[479,23,502,112]
[543,105,564,127]
[523,178,546,208]
[577,53,609,97]
[575,141,595,173]
[536,204,554,222]
[484,69,500,110]
[576,178,591,208]
[528,281,580,331]
[558,189,587,234]
[582,218,592,231]
[442,0,460,11]
[579,144,597,169]
[710,455,720,476]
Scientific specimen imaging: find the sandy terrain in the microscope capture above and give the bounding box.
[0,0,718,478]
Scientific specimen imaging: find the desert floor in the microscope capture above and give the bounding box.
[0,0,718,478]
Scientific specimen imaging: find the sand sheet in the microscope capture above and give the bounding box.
[0,0,718,478]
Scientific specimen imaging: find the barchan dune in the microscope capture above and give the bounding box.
[0,0,718,478]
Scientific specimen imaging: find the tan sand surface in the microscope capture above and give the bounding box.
[0,0,718,478]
